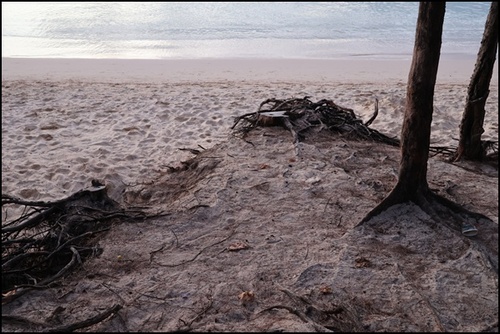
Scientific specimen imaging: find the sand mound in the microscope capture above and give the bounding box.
[2,57,498,331]
[2,126,497,332]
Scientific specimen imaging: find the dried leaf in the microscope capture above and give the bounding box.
[228,241,249,251]
[354,257,371,268]
[238,290,255,302]
[319,285,333,295]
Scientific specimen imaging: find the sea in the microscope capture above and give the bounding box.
[1,2,492,60]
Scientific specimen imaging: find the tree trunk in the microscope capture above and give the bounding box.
[361,2,445,221]
[454,1,498,161]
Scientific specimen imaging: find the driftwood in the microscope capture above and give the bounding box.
[1,181,146,304]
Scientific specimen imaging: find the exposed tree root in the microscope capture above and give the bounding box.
[232,97,400,147]
[358,186,498,272]
[176,295,214,332]
[1,181,148,304]
[45,303,122,332]
[231,96,490,161]
[1,303,123,332]
[257,287,364,332]
[360,184,490,230]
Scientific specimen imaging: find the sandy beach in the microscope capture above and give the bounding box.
[2,57,498,332]
[2,57,498,202]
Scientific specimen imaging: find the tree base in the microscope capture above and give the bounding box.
[357,186,498,272]
[359,185,491,237]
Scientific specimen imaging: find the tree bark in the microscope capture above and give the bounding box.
[454,1,498,161]
[361,2,445,221]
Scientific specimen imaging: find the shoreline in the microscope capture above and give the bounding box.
[3,56,497,85]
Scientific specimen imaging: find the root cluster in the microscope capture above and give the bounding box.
[232,97,400,146]
[1,182,144,304]
[232,96,497,162]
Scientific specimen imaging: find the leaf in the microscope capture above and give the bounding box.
[238,290,255,302]
[228,241,250,251]
[319,285,333,295]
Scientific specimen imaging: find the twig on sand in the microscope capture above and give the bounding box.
[3,304,123,333]
[258,305,310,323]
[43,303,123,332]
[257,287,364,332]
[257,305,333,332]
[1,314,49,330]
[177,295,214,332]
[153,228,237,267]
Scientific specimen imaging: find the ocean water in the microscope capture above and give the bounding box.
[1,2,492,60]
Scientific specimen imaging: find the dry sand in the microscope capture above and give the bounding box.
[2,57,498,202]
[1,57,498,332]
